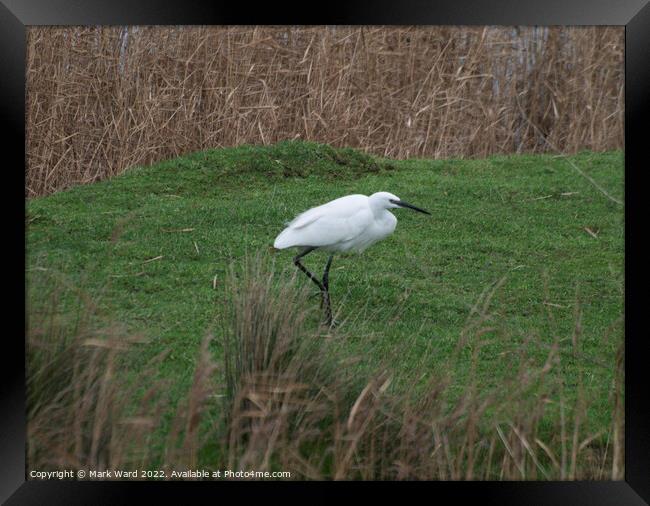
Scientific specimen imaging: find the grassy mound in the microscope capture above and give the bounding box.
[26,141,624,478]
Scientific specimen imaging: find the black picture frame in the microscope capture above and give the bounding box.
[5,1,649,503]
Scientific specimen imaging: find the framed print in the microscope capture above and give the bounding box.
[4,0,649,503]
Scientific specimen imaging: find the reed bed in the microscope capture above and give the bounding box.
[26,26,623,197]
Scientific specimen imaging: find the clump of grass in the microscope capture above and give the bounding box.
[219,255,337,472]
[221,254,318,405]
[211,141,383,180]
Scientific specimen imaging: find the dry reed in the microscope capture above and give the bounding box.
[26,26,623,197]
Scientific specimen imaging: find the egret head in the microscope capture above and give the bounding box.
[370,192,431,215]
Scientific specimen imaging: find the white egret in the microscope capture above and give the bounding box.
[273,191,430,326]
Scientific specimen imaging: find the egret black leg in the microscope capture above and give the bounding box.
[323,291,333,327]
[321,255,334,327]
[322,254,334,292]
[318,254,334,308]
[293,248,334,328]
[293,247,324,292]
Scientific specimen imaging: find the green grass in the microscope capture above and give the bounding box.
[27,140,624,447]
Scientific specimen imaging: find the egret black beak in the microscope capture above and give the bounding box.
[390,199,431,215]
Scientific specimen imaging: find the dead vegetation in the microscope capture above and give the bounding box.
[26,26,623,197]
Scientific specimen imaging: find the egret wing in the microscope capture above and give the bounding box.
[274,195,371,249]
[286,207,323,230]
[296,208,371,247]
[287,194,367,228]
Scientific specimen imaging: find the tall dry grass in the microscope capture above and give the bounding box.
[26,266,216,474]
[27,256,624,480]
[26,26,624,197]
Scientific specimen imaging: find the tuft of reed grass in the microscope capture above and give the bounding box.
[26,269,156,472]
[26,268,216,477]
[26,26,623,197]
